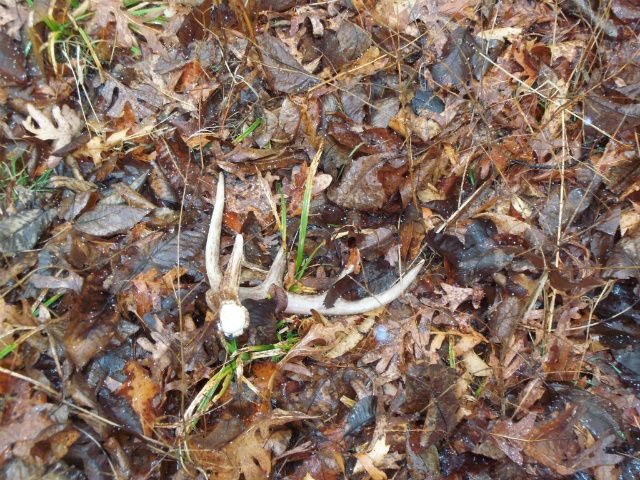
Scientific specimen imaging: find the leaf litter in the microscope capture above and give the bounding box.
[1,0,640,478]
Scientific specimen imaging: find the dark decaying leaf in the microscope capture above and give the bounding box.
[431,28,483,86]
[411,85,445,115]
[403,363,460,444]
[427,219,514,286]
[0,208,57,254]
[548,383,624,440]
[604,228,640,280]
[0,31,26,83]
[63,272,119,368]
[257,33,319,93]
[344,395,375,436]
[74,204,150,237]
[320,19,371,70]
[107,228,206,294]
[613,348,640,392]
[96,77,163,119]
[324,258,401,307]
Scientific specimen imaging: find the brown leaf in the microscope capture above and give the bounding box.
[604,227,640,280]
[74,204,150,237]
[63,272,118,368]
[327,114,404,155]
[319,19,371,71]
[0,0,28,40]
[0,208,57,255]
[0,31,26,83]
[117,361,160,437]
[87,0,166,54]
[328,154,404,212]
[190,410,311,479]
[490,413,536,465]
[257,33,319,94]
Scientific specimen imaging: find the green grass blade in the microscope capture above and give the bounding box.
[232,118,262,144]
[294,142,324,276]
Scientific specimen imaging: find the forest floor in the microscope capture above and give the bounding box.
[1,0,640,479]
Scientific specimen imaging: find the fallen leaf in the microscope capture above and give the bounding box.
[0,208,57,255]
[0,0,27,40]
[320,19,371,71]
[87,0,166,54]
[257,33,319,93]
[327,114,404,155]
[190,410,310,479]
[604,226,640,280]
[22,104,83,167]
[117,361,160,436]
[328,154,404,212]
[74,204,150,237]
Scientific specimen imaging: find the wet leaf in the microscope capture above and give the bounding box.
[320,19,371,71]
[431,28,483,86]
[345,395,376,436]
[0,0,28,40]
[327,154,404,212]
[22,104,84,167]
[427,219,514,286]
[190,410,311,479]
[258,33,319,93]
[74,204,150,237]
[327,114,404,155]
[87,0,166,54]
[604,227,640,281]
[116,360,160,436]
[0,208,56,255]
[0,31,26,83]
[63,272,119,368]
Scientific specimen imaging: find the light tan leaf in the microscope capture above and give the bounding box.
[475,212,531,235]
[0,0,28,40]
[190,410,311,480]
[353,437,400,479]
[22,104,83,167]
[87,0,166,54]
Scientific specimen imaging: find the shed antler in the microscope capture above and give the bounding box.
[206,174,424,337]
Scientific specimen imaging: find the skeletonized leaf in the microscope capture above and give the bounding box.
[0,208,56,254]
[74,204,150,237]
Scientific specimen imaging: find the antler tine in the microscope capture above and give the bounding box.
[205,174,225,292]
[238,247,287,300]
